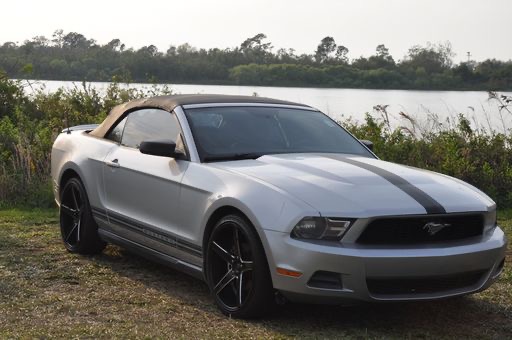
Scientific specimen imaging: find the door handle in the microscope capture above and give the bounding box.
[106,159,120,168]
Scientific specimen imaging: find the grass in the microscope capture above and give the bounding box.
[0,209,510,339]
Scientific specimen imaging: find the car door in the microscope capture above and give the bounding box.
[102,108,198,263]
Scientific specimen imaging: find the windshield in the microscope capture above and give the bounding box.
[184,106,374,162]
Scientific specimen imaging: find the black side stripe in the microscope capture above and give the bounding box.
[333,156,446,214]
[91,207,202,257]
[122,213,201,253]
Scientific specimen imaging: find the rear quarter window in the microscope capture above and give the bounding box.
[106,117,127,143]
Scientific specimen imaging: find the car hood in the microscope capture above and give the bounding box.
[211,153,495,217]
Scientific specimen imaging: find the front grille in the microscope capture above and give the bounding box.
[357,214,484,245]
[367,270,486,296]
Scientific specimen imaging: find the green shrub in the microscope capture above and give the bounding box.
[1,73,511,208]
[0,74,172,208]
[345,110,512,207]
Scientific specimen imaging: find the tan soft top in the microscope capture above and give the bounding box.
[89,94,310,138]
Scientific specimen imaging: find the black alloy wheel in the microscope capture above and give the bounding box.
[206,214,273,318]
[59,177,105,254]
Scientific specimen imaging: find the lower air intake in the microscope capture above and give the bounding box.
[307,271,343,290]
[367,270,486,296]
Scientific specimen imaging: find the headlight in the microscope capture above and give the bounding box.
[291,217,354,241]
[484,209,497,233]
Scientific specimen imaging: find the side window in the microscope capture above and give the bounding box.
[106,117,127,143]
[121,108,181,149]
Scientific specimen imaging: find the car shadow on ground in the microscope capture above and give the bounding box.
[92,244,511,338]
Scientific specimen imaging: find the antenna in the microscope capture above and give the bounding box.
[65,111,71,134]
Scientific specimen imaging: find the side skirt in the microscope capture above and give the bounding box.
[98,229,205,281]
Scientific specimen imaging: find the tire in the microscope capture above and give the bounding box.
[59,177,106,254]
[205,214,274,318]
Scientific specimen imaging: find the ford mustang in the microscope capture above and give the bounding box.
[51,94,507,318]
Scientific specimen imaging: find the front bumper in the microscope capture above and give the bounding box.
[264,227,506,304]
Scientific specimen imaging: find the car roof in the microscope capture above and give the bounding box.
[89,94,311,138]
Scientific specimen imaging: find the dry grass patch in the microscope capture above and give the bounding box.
[0,209,510,338]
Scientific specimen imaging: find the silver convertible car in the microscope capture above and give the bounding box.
[51,94,506,318]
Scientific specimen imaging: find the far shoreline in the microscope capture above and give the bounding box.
[12,78,512,93]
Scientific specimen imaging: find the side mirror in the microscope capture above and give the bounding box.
[139,140,185,159]
[359,139,374,151]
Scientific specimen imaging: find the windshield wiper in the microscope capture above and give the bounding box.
[203,152,265,162]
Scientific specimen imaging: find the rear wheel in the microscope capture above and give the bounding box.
[206,214,274,318]
[60,177,106,254]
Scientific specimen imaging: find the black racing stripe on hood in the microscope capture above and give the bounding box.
[329,156,446,214]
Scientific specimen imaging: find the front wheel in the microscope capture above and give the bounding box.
[205,214,274,318]
[59,177,106,254]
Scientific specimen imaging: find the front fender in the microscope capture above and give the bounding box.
[200,193,317,281]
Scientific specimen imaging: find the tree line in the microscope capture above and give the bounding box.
[0,30,511,90]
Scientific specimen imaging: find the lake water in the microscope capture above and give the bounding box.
[23,80,512,133]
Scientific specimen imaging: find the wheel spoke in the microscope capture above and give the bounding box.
[236,272,243,306]
[71,186,80,210]
[233,227,241,257]
[212,241,234,263]
[65,222,79,242]
[61,204,77,218]
[214,269,235,295]
[76,216,81,242]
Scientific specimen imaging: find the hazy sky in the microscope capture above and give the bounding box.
[1,0,511,62]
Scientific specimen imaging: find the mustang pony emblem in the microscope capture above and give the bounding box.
[423,222,451,235]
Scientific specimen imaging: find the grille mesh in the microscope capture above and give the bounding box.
[357,214,484,245]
